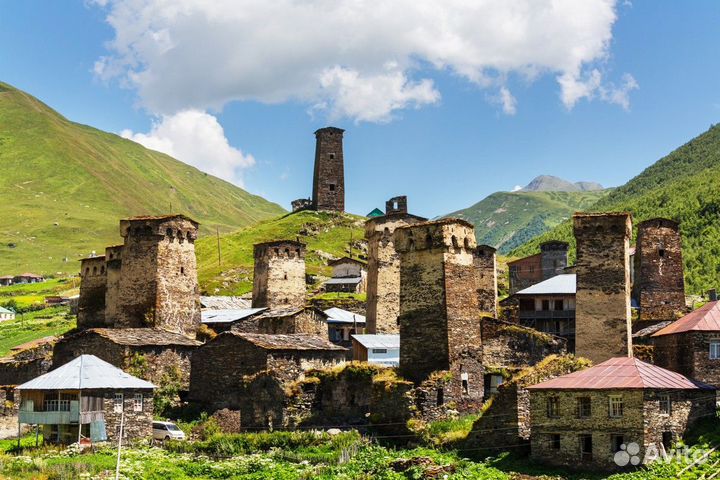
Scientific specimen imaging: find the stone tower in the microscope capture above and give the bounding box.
[311,127,345,212]
[77,255,107,329]
[252,240,307,310]
[104,244,123,327]
[114,215,200,337]
[395,218,483,400]
[574,212,633,364]
[634,218,685,325]
[540,240,569,280]
[365,197,426,333]
[475,245,498,317]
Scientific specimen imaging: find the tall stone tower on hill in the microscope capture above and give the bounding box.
[312,127,345,212]
[252,240,307,311]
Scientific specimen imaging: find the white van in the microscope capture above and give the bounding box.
[152,421,186,441]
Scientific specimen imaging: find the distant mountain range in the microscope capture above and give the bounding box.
[445,176,608,253]
[0,81,285,275]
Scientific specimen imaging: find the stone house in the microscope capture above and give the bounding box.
[508,241,569,294]
[17,355,154,445]
[651,300,720,388]
[235,307,329,336]
[201,308,267,333]
[0,306,15,322]
[325,257,367,293]
[528,357,716,470]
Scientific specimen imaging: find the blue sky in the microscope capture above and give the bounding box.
[1,1,719,219]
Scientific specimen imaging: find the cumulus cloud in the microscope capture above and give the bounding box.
[92,0,633,120]
[120,110,255,186]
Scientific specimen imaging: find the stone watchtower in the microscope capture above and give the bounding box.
[574,213,633,364]
[312,127,345,212]
[252,240,307,310]
[395,219,484,399]
[539,240,569,280]
[104,244,123,327]
[634,218,685,325]
[364,197,426,333]
[114,215,201,337]
[475,245,498,317]
[77,255,108,329]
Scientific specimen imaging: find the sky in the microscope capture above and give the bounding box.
[1,1,719,219]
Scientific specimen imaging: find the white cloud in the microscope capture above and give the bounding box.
[511,185,523,192]
[92,0,633,121]
[120,110,255,186]
[559,69,638,110]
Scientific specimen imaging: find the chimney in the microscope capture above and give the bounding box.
[708,289,718,302]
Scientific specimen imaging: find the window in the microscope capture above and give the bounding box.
[579,434,593,461]
[710,341,720,360]
[659,394,671,415]
[114,393,124,413]
[489,374,504,395]
[662,431,673,450]
[547,396,559,418]
[133,394,143,412]
[554,299,564,311]
[180,267,185,275]
[611,434,625,453]
[576,397,591,418]
[542,300,550,311]
[436,387,444,407]
[462,379,469,395]
[659,248,666,257]
[371,348,387,354]
[329,184,336,191]
[519,299,534,311]
[329,153,335,159]
[609,395,624,418]
[551,434,561,450]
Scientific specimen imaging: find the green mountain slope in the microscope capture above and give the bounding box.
[0,81,285,275]
[511,124,720,294]
[445,190,607,253]
[196,210,366,295]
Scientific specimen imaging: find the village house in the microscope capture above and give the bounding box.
[200,296,251,310]
[324,257,367,294]
[0,275,13,287]
[351,334,399,366]
[508,241,569,294]
[13,273,44,284]
[528,357,716,470]
[0,306,15,322]
[325,307,365,345]
[651,299,720,388]
[17,355,155,445]
[201,307,267,333]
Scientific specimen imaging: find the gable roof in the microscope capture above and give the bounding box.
[328,257,367,267]
[0,306,14,314]
[351,334,399,349]
[515,274,576,296]
[324,307,366,324]
[527,357,715,390]
[17,354,155,390]
[367,208,384,218]
[200,296,251,310]
[652,301,720,336]
[229,332,346,351]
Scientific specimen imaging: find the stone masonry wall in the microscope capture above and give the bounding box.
[475,245,498,317]
[642,389,715,453]
[252,241,306,310]
[312,127,345,212]
[574,213,633,364]
[481,319,566,369]
[101,389,153,443]
[104,245,123,327]
[654,332,720,388]
[77,256,107,329]
[257,309,326,335]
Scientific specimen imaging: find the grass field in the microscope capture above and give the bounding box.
[0,306,75,357]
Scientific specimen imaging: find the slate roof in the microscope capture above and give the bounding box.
[11,336,56,352]
[18,354,155,391]
[527,357,715,390]
[200,296,252,310]
[351,334,399,350]
[515,274,576,296]
[324,307,366,325]
[252,307,327,320]
[230,332,346,351]
[652,301,720,337]
[83,328,201,347]
[632,321,673,338]
[201,308,266,324]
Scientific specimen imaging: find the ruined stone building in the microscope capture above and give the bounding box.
[634,218,686,328]
[574,213,633,364]
[364,196,426,334]
[252,240,307,311]
[508,240,569,293]
[395,218,485,408]
[312,127,345,212]
[475,245,498,317]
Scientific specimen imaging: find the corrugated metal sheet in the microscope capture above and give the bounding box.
[652,301,720,336]
[325,277,363,285]
[351,334,400,349]
[527,357,715,390]
[201,308,267,324]
[324,307,366,325]
[200,296,251,310]
[515,274,576,296]
[17,355,155,391]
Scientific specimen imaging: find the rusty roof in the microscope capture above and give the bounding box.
[527,357,715,390]
[229,332,346,351]
[652,301,720,336]
[85,328,202,347]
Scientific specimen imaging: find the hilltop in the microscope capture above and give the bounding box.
[511,123,720,294]
[0,81,284,276]
[521,175,604,192]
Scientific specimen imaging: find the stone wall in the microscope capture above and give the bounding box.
[642,389,715,452]
[574,213,632,363]
[310,297,366,315]
[481,318,566,369]
[475,246,498,317]
[252,241,306,311]
[256,308,327,336]
[77,256,107,329]
[311,127,345,212]
[99,389,154,443]
[104,245,123,327]
[634,218,685,327]
[654,332,720,388]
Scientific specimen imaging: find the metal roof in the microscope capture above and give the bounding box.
[324,307,366,325]
[0,307,14,314]
[201,308,267,324]
[515,274,576,296]
[351,334,400,350]
[325,277,363,285]
[200,296,251,310]
[652,301,720,337]
[17,355,155,391]
[527,357,715,390]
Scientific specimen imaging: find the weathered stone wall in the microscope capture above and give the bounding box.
[654,332,720,388]
[465,383,529,455]
[310,297,366,315]
[385,196,408,215]
[252,241,306,310]
[364,213,425,334]
[475,245,498,317]
[642,389,715,453]
[635,218,685,327]
[0,357,51,386]
[312,127,345,212]
[77,256,107,329]
[100,389,154,443]
[574,213,633,364]
[256,309,326,336]
[481,319,566,369]
[104,245,123,327]
[115,216,200,337]
[395,219,484,402]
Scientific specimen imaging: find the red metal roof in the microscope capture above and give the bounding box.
[527,357,715,390]
[652,301,720,337]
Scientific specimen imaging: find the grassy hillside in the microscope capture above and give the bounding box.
[446,190,607,253]
[0,81,284,276]
[196,210,366,295]
[511,123,720,294]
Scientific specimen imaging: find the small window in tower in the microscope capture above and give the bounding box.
[436,387,444,406]
[180,267,185,275]
[659,249,666,257]
[329,183,336,191]
[283,272,288,280]
[166,228,173,237]
[329,153,335,159]
[100,266,105,274]
[93,266,97,275]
